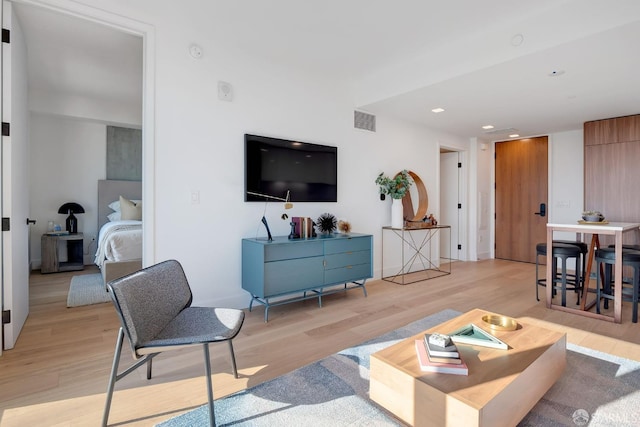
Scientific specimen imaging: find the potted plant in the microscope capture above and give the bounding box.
[375,170,413,200]
[375,170,413,228]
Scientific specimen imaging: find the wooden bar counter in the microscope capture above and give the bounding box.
[369,309,566,427]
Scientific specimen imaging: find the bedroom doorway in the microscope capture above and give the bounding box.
[2,1,155,351]
[440,147,467,262]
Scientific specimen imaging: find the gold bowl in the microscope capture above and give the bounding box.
[482,314,518,331]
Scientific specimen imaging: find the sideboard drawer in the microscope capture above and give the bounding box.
[265,241,324,262]
[324,250,371,270]
[264,257,324,296]
[324,236,371,255]
[324,263,372,285]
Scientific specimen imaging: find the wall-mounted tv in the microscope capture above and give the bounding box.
[245,134,337,203]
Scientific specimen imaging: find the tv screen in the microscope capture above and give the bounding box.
[245,134,337,202]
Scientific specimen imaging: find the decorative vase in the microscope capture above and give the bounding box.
[391,198,404,229]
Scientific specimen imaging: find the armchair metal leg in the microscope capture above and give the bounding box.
[228,340,239,379]
[103,328,125,427]
[203,343,215,426]
[146,358,153,380]
[103,328,159,426]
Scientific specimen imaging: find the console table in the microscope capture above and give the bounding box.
[381,225,451,284]
[242,233,372,321]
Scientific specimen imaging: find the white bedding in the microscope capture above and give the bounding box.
[94,220,142,268]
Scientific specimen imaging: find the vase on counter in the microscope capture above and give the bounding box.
[391,198,404,229]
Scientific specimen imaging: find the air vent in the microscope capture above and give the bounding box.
[483,127,518,135]
[354,110,376,132]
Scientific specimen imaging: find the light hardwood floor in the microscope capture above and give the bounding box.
[1,259,639,426]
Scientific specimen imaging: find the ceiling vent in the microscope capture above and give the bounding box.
[354,110,376,132]
[483,127,518,135]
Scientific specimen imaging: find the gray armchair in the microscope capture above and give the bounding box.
[102,259,244,426]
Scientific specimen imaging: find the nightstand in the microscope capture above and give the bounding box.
[41,232,85,273]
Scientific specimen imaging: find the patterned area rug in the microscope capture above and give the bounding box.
[66,273,110,307]
[157,309,640,426]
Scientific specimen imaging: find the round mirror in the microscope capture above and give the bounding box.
[396,170,428,221]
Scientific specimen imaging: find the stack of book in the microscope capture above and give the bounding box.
[415,333,468,375]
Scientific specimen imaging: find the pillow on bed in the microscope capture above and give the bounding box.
[119,195,142,220]
[107,211,121,222]
[109,198,142,212]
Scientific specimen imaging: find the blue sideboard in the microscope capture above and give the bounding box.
[242,233,373,321]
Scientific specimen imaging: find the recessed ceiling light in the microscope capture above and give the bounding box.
[431,108,445,113]
[548,70,565,77]
[509,134,520,138]
[482,125,494,130]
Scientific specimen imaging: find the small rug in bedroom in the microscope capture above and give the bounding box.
[66,273,111,307]
[157,309,640,427]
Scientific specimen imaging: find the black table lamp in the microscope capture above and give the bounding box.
[58,202,85,234]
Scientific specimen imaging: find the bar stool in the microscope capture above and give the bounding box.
[595,247,640,323]
[535,242,583,306]
[554,240,588,291]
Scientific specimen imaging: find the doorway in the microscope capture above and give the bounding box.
[2,0,154,351]
[440,148,465,261]
[495,136,548,263]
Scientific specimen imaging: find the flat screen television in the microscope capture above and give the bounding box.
[245,134,337,202]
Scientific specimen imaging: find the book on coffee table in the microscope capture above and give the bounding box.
[423,333,460,358]
[415,340,468,375]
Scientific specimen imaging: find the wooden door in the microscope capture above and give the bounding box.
[495,136,548,263]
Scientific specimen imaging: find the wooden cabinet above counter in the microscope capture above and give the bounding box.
[584,113,640,245]
[584,114,640,145]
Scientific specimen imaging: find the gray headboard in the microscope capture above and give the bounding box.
[98,180,142,230]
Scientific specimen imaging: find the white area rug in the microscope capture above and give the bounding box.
[66,273,110,307]
[158,309,640,427]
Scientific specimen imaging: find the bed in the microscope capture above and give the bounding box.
[95,179,143,286]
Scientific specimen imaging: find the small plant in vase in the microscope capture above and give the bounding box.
[375,170,413,201]
[375,170,413,229]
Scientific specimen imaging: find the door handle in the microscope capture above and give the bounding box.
[26,218,36,225]
[534,203,546,217]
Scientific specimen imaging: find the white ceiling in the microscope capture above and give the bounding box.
[13,0,640,141]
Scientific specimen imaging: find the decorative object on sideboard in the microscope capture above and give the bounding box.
[288,221,298,240]
[316,213,337,234]
[58,202,85,234]
[338,220,352,234]
[247,190,293,241]
[247,190,293,209]
[375,170,413,229]
[292,217,316,239]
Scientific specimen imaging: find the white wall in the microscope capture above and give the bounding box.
[20,0,471,310]
[23,0,584,313]
[29,114,106,267]
[476,141,493,259]
[548,129,584,240]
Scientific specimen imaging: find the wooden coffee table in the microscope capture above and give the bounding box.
[370,309,566,427]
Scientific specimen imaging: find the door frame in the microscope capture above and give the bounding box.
[0,0,155,352]
[16,0,156,267]
[438,144,468,262]
[491,136,549,262]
